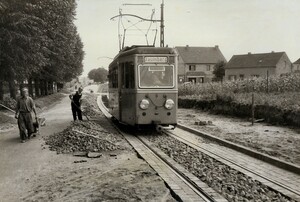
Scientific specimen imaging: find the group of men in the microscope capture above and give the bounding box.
[15,87,83,143]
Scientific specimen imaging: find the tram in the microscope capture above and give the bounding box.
[108,45,178,130]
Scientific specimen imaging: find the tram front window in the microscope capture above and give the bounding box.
[139,65,174,88]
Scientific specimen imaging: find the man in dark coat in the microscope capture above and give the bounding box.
[15,88,37,143]
[69,87,83,121]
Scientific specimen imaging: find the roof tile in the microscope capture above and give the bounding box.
[225,52,285,69]
[294,58,300,64]
[175,46,226,64]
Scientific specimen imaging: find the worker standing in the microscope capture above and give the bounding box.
[15,88,37,143]
[69,87,83,121]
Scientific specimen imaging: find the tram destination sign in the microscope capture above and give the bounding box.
[144,56,168,63]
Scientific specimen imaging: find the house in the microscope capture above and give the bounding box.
[225,52,292,81]
[175,45,227,83]
[293,58,300,73]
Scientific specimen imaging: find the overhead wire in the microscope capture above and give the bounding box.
[116,4,159,48]
[145,9,155,45]
[118,8,122,50]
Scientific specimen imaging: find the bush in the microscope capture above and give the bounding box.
[179,73,300,96]
[0,97,17,110]
[178,73,300,127]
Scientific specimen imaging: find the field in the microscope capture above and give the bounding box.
[178,73,300,126]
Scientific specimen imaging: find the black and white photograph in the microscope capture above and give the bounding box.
[0,0,299,201]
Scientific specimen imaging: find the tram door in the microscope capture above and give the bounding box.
[119,63,124,122]
[119,61,135,125]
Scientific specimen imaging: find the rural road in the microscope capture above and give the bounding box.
[0,93,74,201]
[0,85,99,201]
[0,85,172,201]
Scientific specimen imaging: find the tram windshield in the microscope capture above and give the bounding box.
[139,65,174,88]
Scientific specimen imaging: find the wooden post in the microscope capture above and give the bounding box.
[28,78,33,97]
[0,80,3,101]
[266,70,269,93]
[34,78,40,97]
[44,80,48,95]
[40,79,44,96]
[8,79,16,99]
[19,81,24,93]
[251,93,254,125]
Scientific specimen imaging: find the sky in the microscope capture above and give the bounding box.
[74,0,300,77]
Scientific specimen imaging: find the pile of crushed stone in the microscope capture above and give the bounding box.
[81,94,103,118]
[45,121,126,154]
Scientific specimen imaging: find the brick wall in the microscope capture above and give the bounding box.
[275,53,292,75]
[225,67,276,80]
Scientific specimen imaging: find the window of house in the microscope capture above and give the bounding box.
[188,78,196,83]
[251,75,259,78]
[206,65,210,71]
[239,74,244,80]
[189,65,196,71]
[228,75,236,81]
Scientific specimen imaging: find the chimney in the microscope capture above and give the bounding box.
[185,45,189,49]
[215,45,219,49]
[248,52,251,55]
[271,51,275,53]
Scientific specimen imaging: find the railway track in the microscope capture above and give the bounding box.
[97,88,226,202]
[97,87,300,201]
[163,128,300,201]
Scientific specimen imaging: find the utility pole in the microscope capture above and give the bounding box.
[160,0,164,47]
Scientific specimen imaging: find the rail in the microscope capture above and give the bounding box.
[163,128,300,201]
[97,85,226,202]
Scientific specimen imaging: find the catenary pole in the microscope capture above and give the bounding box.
[160,0,164,47]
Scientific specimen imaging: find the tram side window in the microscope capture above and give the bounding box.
[111,68,118,88]
[108,70,112,88]
[120,63,125,88]
[123,62,135,89]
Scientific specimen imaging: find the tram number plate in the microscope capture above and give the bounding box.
[144,57,167,63]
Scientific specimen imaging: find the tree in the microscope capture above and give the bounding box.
[33,0,84,94]
[0,0,84,99]
[0,0,50,98]
[88,67,108,83]
[213,61,226,82]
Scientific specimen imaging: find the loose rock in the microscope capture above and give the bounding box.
[73,152,87,157]
[74,160,87,163]
[87,152,102,158]
[146,134,295,202]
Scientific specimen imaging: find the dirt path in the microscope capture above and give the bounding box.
[178,108,300,165]
[0,95,73,201]
[0,88,175,202]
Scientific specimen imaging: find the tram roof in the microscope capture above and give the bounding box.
[110,46,176,65]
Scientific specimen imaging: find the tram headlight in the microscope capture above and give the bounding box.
[139,99,150,110]
[164,99,175,110]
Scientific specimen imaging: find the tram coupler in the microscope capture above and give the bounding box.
[155,125,175,132]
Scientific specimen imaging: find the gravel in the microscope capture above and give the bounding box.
[147,134,295,202]
[45,121,126,154]
[81,94,103,118]
[45,93,129,154]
